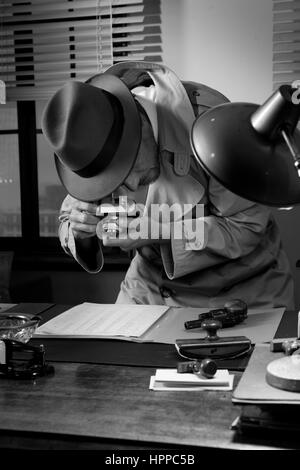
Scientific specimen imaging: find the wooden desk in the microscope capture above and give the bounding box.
[0,304,299,451]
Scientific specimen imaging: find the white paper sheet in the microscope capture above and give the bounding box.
[154,368,230,385]
[149,369,234,391]
[35,302,169,339]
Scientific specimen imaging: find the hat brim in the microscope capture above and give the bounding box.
[55,73,141,202]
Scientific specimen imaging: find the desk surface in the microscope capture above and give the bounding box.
[0,303,299,451]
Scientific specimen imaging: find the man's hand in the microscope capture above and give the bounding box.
[96,213,170,251]
[68,199,99,240]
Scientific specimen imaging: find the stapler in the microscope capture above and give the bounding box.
[176,319,251,360]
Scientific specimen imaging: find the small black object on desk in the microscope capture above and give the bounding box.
[0,339,55,379]
[176,318,251,360]
[177,358,217,378]
[185,299,248,330]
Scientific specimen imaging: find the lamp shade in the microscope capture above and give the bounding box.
[190,86,300,207]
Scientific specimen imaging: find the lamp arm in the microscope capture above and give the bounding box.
[281,128,300,178]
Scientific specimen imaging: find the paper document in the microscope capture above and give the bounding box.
[149,368,234,391]
[35,302,169,339]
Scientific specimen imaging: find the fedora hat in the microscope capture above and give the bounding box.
[41,73,141,201]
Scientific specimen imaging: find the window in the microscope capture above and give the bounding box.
[1,0,162,100]
[0,103,21,237]
[273,0,300,89]
[36,101,67,238]
[0,0,162,266]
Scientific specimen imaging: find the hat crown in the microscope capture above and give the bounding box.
[40,71,141,202]
[42,81,121,172]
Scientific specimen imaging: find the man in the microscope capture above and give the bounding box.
[42,61,294,309]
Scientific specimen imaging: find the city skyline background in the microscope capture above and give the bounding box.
[0,101,67,236]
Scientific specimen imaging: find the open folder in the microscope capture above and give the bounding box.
[35,303,169,341]
[34,302,286,345]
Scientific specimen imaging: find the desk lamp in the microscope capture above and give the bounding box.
[191,84,300,392]
[191,84,300,207]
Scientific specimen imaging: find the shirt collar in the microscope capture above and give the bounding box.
[133,86,158,143]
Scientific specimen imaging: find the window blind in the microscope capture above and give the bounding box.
[273,0,300,89]
[0,0,162,101]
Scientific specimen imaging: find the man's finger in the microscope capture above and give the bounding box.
[70,209,98,224]
[70,222,97,234]
[101,234,123,246]
[76,201,98,214]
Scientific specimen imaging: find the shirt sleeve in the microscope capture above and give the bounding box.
[160,176,272,279]
[58,194,104,273]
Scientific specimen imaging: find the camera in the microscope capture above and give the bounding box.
[96,195,138,235]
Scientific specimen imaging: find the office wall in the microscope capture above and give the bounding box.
[161,0,273,103]
[161,0,300,307]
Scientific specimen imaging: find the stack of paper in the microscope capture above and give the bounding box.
[149,369,234,391]
[35,303,169,340]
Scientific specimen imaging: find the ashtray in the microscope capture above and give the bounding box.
[0,314,41,343]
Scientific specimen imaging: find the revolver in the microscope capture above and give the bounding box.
[184,299,248,330]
